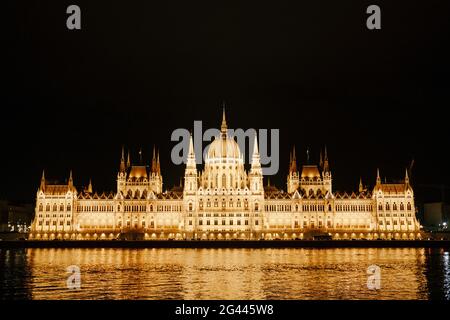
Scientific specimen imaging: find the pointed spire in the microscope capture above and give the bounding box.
[220,103,228,139]
[127,150,131,168]
[157,150,161,175]
[87,178,93,193]
[120,146,126,172]
[376,168,381,185]
[323,145,329,172]
[186,133,197,170]
[151,145,157,173]
[359,177,363,193]
[405,168,410,185]
[68,170,73,188]
[40,170,46,191]
[253,134,259,156]
[251,134,261,172]
[290,146,297,173]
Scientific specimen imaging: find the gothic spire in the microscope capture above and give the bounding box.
[120,146,126,172]
[68,170,73,188]
[157,150,161,175]
[87,178,93,193]
[290,146,297,173]
[127,150,131,168]
[151,145,157,173]
[40,170,46,191]
[359,177,363,193]
[186,133,197,170]
[376,168,381,185]
[323,145,329,172]
[251,134,261,171]
[220,104,228,139]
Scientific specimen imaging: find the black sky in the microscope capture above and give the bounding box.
[3,0,450,203]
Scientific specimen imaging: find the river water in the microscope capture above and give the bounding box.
[1,248,449,300]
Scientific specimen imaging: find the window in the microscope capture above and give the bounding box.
[53,204,58,211]
[222,174,226,188]
[255,203,259,211]
[39,204,43,212]
[189,203,193,211]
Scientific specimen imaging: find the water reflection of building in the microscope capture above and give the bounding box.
[423,248,450,300]
[0,248,32,299]
[30,110,422,241]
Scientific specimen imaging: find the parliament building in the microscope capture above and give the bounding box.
[30,111,422,240]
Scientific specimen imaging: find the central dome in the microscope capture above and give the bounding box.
[198,107,248,190]
[205,109,242,162]
[206,136,241,160]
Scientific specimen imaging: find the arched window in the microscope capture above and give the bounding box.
[39,204,43,212]
[189,203,193,211]
[328,204,332,211]
[295,204,299,211]
[407,203,412,211]
[400,203,404,211]
[60,204,64,211]
[386,203,390,210]
[222,174,226,188]
[255,203,259,211]
[67,204,71,211]
[393,203,397,210]
[53,204,57,211]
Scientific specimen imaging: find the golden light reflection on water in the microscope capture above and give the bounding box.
[2,248,449,299]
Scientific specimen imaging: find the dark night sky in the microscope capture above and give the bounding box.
[3,0,450,204]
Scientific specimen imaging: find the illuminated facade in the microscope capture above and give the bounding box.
[30,111,422,240]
